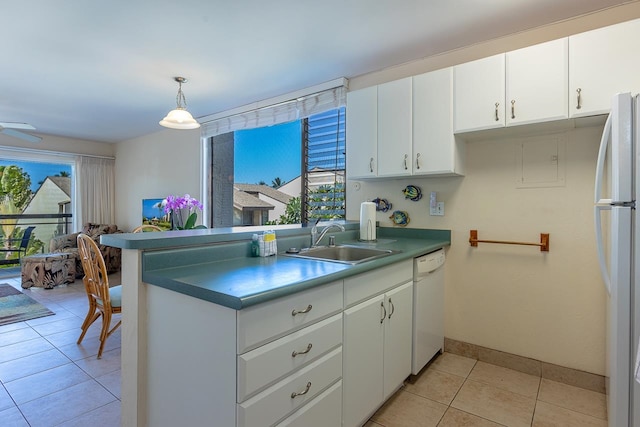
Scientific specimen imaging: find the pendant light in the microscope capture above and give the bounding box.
[159,77,200,129]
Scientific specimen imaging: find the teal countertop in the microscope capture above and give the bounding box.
[103,225,450,310]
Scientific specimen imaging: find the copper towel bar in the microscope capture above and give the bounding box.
[469,230,550,252]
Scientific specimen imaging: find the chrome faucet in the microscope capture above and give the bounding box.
[311,222,345,247]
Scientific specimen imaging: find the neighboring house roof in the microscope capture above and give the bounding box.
[235,184,292,205]
[233,190,274,210]
[47,176,71,197]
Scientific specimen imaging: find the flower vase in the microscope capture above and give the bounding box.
[170,209,187,230]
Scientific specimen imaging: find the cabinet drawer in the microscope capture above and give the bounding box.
[237,347,342,427]
[275,380,342,427]
[237,280,343,353]
[237,313,342,402]
[344,260,412,308]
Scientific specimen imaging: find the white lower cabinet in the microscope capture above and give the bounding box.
[382,282,414,400]
[147,260,418,427]
[343,279,414,427]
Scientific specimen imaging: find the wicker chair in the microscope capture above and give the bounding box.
[132,224,163,233]
[76,233,122,359]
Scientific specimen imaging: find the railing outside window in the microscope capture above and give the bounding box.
[0,213,72,264]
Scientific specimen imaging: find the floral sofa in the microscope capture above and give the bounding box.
[49,223,123,277]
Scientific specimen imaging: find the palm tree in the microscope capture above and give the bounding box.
[271,177,283,189]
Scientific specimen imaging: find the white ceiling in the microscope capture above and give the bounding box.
[1,0,630,143]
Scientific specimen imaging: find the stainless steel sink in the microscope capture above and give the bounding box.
[283,245,398,265]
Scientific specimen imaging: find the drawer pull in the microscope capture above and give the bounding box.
[291,382,312,399]
[291,304,312,316]
[292,343,313,357]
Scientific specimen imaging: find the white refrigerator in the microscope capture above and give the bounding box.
[594,92,640,427]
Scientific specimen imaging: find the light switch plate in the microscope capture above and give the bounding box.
[430,202,445,216]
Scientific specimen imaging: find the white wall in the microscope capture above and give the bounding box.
[114,128,201,231]
[347,125,605,374]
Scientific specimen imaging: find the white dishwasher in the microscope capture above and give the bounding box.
[412,248,446,375]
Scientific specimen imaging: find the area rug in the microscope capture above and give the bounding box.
[0,283,55,326]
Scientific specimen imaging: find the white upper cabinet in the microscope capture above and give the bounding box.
[454,39,568,133]
[453,54,506,133]
[346,86,377,179]
[347,72,464,179]
[377,78,412,177]
[569,18,640,118]
[506,38,568,126]
[413,68,464,176]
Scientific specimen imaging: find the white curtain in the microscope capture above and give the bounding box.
[201,86,347,138]
[75,156,116,228]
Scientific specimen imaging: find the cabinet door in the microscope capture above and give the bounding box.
[569,18,640,118]
[454,54,505,133]
[506,38,568,126]
[413,68,463,176]
[343,294,384,427]
[383,282,413,399]
[377,78,412,177]
[346,86,377,178]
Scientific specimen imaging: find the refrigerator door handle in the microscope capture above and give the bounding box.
[594,112,612,204]
[594,204,612,294]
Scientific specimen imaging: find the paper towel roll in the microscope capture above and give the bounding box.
[360,202,376,241]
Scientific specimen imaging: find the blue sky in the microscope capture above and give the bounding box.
[234,121,301,185]
[0,160,72,192]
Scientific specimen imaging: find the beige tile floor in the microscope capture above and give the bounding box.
[366,352,608,427]
[0,272,607,427]
[0,274,121,427]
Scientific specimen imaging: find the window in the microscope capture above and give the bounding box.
[207,106,346,228]
[0,152,74,264]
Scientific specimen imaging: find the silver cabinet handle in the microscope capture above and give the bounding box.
[380,301,386,324]
[388,298,395,319]
[495,102,500,121]
[576,88,582,110]
[403,154,408,170]
[511,100,516,119]
[415,153,421,170]
[291,382,312,399]
[369,157,374,173]
[291,305,312,316]
[292,343,313,357]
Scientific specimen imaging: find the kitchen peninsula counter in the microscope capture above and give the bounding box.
[101,224,450,427]
[102,224,450,309]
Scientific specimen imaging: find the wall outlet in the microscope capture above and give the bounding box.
[430,202,445,216]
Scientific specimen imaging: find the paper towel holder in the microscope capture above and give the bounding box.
[358,219,377,243]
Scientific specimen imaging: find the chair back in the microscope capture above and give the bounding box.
[19,226,35,249]
[132,224,163,233]
[77,234,112,309]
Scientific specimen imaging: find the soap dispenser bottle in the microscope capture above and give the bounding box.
[251,234,260,257]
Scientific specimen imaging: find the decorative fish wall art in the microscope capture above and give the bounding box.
[372,197,392,212]
[389,210,410,227]
[402,185,422,201]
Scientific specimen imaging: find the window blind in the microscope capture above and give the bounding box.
[201,85,347,138]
